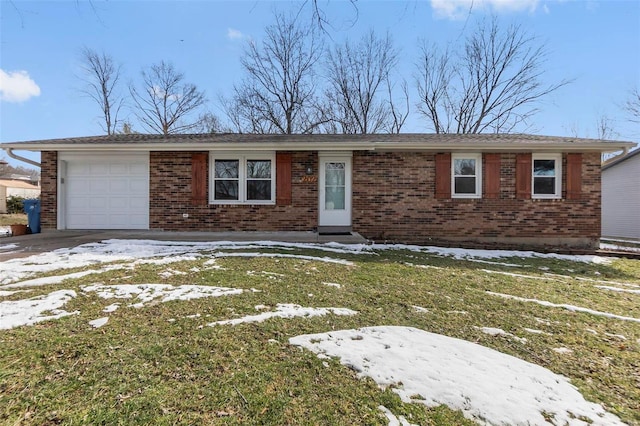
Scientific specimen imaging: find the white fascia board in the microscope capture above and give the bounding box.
[1,141,635,153]
[374,141,637,153]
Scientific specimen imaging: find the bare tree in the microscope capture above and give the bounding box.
[416,17,570,134]
[623,87,640,124]
[194,111,228,134]
[78,47,124,135]
[596,114,618,140]
[303,0,359,32]
[129,61,206,134]
[325,30,405,134]
[386,80,410,134]
[223,13,326,134]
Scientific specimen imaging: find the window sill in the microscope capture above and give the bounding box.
[452,195,482,199]
[210,201,276,206]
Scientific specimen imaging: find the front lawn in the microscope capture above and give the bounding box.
[0,213,27,226]
[0,241,638,425]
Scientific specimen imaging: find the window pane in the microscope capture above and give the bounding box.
[534,177,556,195]
[247,160,271,179]
[215,180,238,200]
[215,160,239,178]
[325,186,345,210]
[454,158,476,176]
[455,177,476,194]
[326,163,345,186]
[533,160,556,177]
[247,180,271,200]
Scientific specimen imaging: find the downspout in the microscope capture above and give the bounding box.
[4,148,41,168]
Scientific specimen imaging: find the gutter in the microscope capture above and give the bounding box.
[0,141,635,153]
[4,148,41,168]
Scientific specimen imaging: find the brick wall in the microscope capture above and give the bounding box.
[352,151,601,249]
[40,149,602,249]
[149,151,317,231]
[40,151,57,230]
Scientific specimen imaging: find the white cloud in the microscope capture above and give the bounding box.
[431,0,540,20]
[0,69,41,103]
[227,28,245,41]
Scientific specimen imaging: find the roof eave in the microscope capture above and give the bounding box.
[1,140,635,153]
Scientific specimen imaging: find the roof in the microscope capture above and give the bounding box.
[602,148,640,171]
[0,133,636,153]
[0,179,40,190]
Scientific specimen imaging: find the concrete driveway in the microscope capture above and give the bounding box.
[0,230,369,261]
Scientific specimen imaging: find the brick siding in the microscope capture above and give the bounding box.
[39,149,601,249]
[149,151,317,231]
[40,151,57,230]
[352,151,601,249]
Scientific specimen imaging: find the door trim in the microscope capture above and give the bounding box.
[318,153,352,230]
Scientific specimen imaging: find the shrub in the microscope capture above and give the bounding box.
[6,196,25,214]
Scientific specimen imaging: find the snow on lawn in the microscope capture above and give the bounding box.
[214,251,354,265]
[0,238,614,286]
[89,317,109,328]
[475,326,527,343]
[0,290,78,329]
[290,326,625,426]
[82,284,243,308]
[372,244,613,264]
[486,291,640,323]
[0,239,363,285]
[378,406,417,426]
[208,303,358,326]
[2,265,128,289]
[595,285,640,295]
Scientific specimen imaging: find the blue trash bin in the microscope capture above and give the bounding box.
[23,199,41,234]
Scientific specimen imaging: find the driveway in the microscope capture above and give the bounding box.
[0,230,369,261]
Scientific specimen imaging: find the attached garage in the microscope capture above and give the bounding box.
[59,152,149,229]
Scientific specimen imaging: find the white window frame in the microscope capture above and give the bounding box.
[532,153,562,199]
[209,152,276,205]
[451,153,482,198]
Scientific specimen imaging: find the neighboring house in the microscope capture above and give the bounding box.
[0,179,41,213]
[602,149,640,240]
[0,134,635,249]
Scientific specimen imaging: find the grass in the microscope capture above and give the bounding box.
[0,245,639,425]
[0,213,27,226]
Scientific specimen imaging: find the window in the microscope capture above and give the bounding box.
[210,153,275,204]
[452,154,482,198]
[532,154,561,198]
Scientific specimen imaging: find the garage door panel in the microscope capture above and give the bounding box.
[109,179,128,192]
[64,154,149,230]
[108,197,130,209]
[89,197,108,209]
[130,163,148,174]
[129,179,148,192]
[129,215,149,227]
[109,214,132,227]
[109,164,128,174]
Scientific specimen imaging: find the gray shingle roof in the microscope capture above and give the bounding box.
[1,133,636,153]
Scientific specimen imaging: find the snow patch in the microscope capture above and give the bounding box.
[83,284,242,308]
[486,291,640,323]
[476,326,527,343]
[89,317,109,328]
[208,303,357,326]
[290,326,624,425]
[0,290,78,329]
[378,406,418,426]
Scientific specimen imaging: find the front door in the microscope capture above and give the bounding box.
[318,155,352,230]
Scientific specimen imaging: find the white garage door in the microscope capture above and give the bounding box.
[64,154,149,229]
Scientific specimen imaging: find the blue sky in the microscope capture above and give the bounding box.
[1,0,639,168]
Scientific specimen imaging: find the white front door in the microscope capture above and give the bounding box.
[319,154,352,228]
